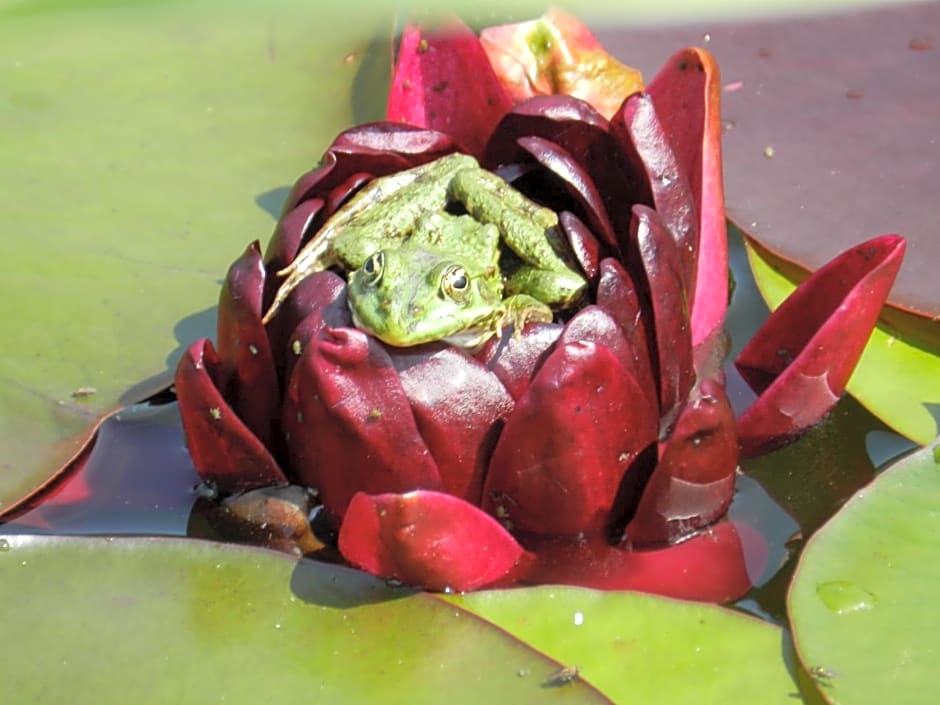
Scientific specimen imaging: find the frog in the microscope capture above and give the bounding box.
[263,152,587,348]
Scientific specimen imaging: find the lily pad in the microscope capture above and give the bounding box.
[449,586,798,704]
[745,235,939,446]
[0,1,384,513]
[0,534,609,704]
[788,438,940,704]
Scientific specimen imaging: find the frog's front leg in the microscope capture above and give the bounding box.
[498,294,554,338]
[448,168,587,308]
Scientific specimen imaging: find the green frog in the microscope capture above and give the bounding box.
[264,153,586,348]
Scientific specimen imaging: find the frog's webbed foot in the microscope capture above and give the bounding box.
[500,294,554,338]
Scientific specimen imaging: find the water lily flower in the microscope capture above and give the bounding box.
[174,12,904,601]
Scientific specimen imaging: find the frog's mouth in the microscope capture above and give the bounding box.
[350,305,492,350]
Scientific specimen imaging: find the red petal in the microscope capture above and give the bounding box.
[216,242,279,447]
[339,490,531,591]
[611,92,698,298]
[389,344,515,505]
[282,327,442,517]
[475,322,563,401]
[525,520,756,602]
[625,378,738,546]
[263,198,324,295]
[387,22,513,157]
[174,339,287,493]
[595,257,657,405]
[648,48,728,346]
[735,234,906,456]
[633,206,695,425]
[483,341,658,538]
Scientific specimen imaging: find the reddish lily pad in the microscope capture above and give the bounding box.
[596,3,940,331]
[788,439,940,704]
[0,535,609,704]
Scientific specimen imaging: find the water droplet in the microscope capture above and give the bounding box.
[573,611,584,626]
[816,580,877,614]
[0,538,9,552]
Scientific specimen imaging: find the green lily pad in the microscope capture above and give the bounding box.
[788,438,940,705]
[744,235,940,446]
[448,586,798,704]
[0,1,386,513]
[0,534,611,704]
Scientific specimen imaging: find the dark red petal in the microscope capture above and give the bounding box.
[560,304,657,414]
[516,135,619,249]
[648,48,728,346]
[281,327,442,518]
[282,125,461,213]
[216,242,279,447]
[273,270,350,387]
[735,234,906,456]
[559,211,601,282]
[595,257,657,405]
[483,341,658,538]
[324,171,374,219]
[339,490,531,591]
[387,22,513,157]
[389,344,515,505]
[634,205,695,425]
[476,322,563,400]
[624,378,737,546]
[611,92,698,298]
[524,520,755,602]
[263,198,324,292]
[175,339,288,492]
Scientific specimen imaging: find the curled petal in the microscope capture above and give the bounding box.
[516,135,619,249]
[611,92,698,297]
[339,490,531,591]
[625,378,738,546]
[389,344,515,505]
[283,125,461,213]
[175,339,287,493]
[524,520,756,602]
[648,48,727,345]
[484,341,658,538]
[559,211,601,282]
[216,242,279,447]
[735,234,906,456]
[634,206,695,425]
[387,22,513,156]
[282,327,442,517]
[263,198,324,286]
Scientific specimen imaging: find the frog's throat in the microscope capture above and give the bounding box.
[349,306,497,350]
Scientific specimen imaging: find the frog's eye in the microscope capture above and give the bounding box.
[441,265,470,302]
[361,251,385,285]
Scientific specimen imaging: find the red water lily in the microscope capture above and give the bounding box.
[174,12,904,601]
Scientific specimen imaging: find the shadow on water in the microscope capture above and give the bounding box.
[289,555,415,608]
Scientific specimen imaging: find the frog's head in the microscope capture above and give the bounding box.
[346,245,504,349]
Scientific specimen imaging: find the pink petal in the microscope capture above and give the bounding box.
[483,340,658,538]
[624,378,738,546]
[216,242,279,447]
[525,520,756,602]
[339,490,531,591]
[387,22,513,157]
[389,344,515,505]
[479,9,644,119]
[174,339,287,493]
[282,327,442,518]
[648,48,728,346]
[735,234,906,456]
